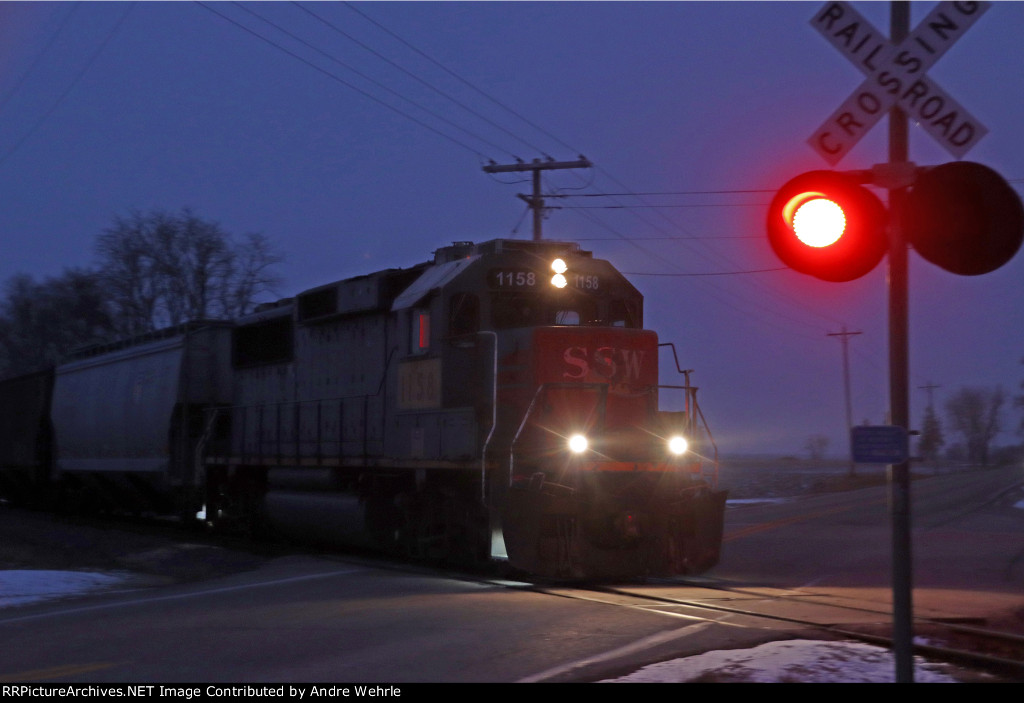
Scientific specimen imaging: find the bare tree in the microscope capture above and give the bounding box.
[96,211,162,336]
[0,269,114,376]
[218,232,284,318]
[97,208,283,333]
[945,386,1004,466]
[0,209,283,377]
[804,434,830,461]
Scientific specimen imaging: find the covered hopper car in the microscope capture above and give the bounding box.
[0,238,725,579]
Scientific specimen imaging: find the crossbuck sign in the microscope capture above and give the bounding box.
[809,1,990,166]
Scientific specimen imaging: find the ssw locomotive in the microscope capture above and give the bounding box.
[0,238,726,579]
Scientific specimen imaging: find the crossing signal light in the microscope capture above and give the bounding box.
[766,170,888,282]
[905,161,1024,276]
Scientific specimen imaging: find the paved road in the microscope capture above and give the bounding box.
[0,465,1020,681]
[718,465,1024,629]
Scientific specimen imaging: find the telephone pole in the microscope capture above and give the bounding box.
[918,382,941,410]
[482,156,592,240]
[827,325,862,477]
[917,381,943,468]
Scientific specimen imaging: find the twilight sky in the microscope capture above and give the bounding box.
[0,1,1022,456]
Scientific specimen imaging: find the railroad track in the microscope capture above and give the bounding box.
[6,500,1021,681]
[492,575,1024,681]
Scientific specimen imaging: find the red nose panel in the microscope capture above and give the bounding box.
[532,327,658,431]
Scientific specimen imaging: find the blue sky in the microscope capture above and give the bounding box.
[0,1,1022,456]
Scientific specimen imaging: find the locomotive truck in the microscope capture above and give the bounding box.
[0,238,726,579]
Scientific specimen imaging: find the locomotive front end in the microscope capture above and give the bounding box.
[474,242,726,579]
[498,326,725,579]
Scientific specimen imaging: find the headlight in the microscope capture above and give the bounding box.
[551,258,568,288]
[667,435,689,455]
[568,434,588,454]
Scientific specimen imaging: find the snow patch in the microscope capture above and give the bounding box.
[601,639,962,683]
[0,570,128,607]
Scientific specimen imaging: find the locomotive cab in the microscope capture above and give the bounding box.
[400,239,725,579]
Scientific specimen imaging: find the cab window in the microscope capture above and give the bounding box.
[492,294,541,329]
[449,293,479,336]
[608,300,641,328]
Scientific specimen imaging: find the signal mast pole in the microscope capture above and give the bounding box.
[888,0,914,685]
[482,157,592,240]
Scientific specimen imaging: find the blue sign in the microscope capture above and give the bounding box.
[851,425,909,464]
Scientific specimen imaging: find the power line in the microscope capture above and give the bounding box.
[209,2,857,344]
[558,203,767,209]
[338,1,800,306]
[231,2,517,160]
[0,3,80,114]
[196,2,490,160]
[295,1,543,159]
[576,235,761,240]
[341,0,580,157]
[0,2,135,170]
[623,267,787,277]
[569,206,827,343]
[550,189,775,197]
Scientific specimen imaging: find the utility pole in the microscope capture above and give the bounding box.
[918,382,941,410]
[482,156,592,240]
[827,325,861,477]
[918,381,943,470]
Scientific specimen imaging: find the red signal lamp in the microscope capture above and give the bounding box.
[905,161,1023,276]
[767,170,888,282]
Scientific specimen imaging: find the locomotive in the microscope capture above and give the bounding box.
[0,238,726,579]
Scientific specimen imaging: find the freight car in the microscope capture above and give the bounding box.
[0,322,234,514]
[0,238,726,579]
[0,368,53,505]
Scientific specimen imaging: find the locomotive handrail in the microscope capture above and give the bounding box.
[193,404,225,492]
[658,342,720,487]
[199,341,403,466]
[692,393,720,488]
[507,382,610,488]
[658,342,693,376]
[651,382,719,488]
[478,331,498,507]
[203,391,381,465]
